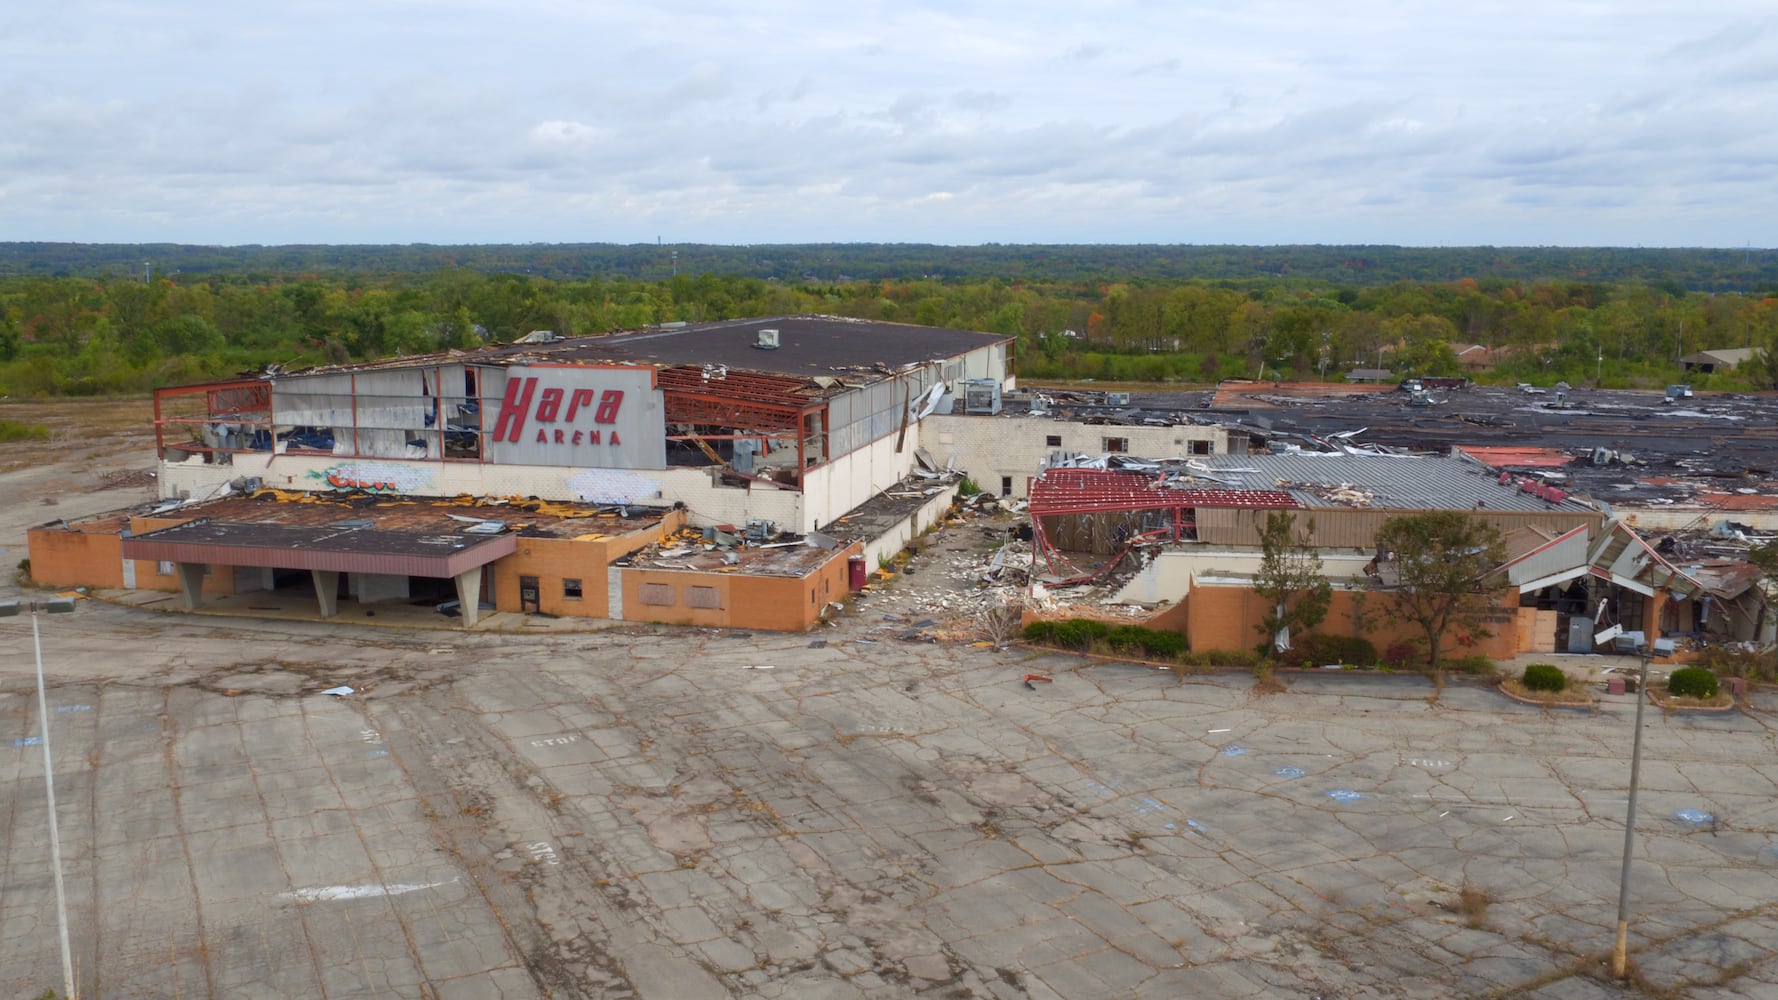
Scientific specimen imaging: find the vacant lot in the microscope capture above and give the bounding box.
[2,600,1777,999]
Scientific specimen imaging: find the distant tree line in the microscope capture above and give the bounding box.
[5,241,1778,291]
[1,247,1776,398]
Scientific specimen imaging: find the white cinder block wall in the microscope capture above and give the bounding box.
[918,415,1240,500]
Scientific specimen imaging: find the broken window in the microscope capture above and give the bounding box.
[563,579,583,600]
[1191,440,1212,455]
[1001,476,1013,496]
[1045,434,1062,447]
[639,583,675,606]
[1103,437,1128,453]
[687,586,721,609]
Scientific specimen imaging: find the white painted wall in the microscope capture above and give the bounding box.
[159,451,803,531]
[803,431,921,532]
[918,415,1239,499]
[1112,547,1376,604]
[861,484,960,571]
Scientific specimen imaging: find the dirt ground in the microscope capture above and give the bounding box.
[3,399,1778,999]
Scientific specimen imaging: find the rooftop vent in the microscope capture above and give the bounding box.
[754,327,780,350]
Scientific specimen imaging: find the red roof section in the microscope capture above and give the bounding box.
[1029,468,1301,517]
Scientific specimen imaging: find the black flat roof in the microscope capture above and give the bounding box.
[123,519,517,577]
[301,315,1007,381]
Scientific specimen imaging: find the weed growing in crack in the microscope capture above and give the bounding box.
[1456,882,1491,928]
[1250,663,1287,699]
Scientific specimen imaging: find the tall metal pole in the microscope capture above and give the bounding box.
[1611,649,1651,979]
[31,609,76,998]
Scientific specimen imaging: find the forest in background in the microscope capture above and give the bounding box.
[1,242,1775,399]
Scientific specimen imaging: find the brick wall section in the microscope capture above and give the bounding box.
[1185,584,1522,660]
[25,520,127,589]
[618,541,861,632]
[488,509,684,618]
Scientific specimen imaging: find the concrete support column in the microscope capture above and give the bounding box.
[175,563,206,610]
[312,570,340,618]
[453,567,483,628]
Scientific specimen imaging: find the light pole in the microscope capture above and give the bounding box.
[1610,641,1653,979]
[1,596,77,999]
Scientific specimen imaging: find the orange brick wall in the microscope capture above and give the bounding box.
[491,510,685,619]
[1183,583,1521,660]
[621,569,733,628]
[26,525,126,589]
[621,541,861,632]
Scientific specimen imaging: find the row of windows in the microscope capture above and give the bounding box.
[1044,433,1210,455]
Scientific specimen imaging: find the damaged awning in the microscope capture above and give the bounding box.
[1495,518,1707,599]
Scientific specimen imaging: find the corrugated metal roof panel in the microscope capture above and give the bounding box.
[1200,452,1564,512]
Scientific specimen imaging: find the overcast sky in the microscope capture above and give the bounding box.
[3,1,1774,247]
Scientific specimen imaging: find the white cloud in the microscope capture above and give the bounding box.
[0,1,1774,245]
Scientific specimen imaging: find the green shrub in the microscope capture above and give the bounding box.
[1138,630,1186,658]
[1051,618,1111,649]
[1100,625,1188,659]
[1022,620,1057,642]
[1522,663,1566,692]
[1281,634,1378,667]
[1440,655,1496,675]
[956,475,982,497]
[1382,642,1419,669]
[1106,625,1148,649]
[1667,666,1719,699]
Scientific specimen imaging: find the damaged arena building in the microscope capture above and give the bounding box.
[29,316,1011,630]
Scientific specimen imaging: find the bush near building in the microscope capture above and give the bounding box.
[1277,634,1379,668]
[1667,667,1719,700]
[1522,664,1567,692]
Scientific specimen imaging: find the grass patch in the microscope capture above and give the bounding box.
[1649,687,1736,711]
[0,419,51,442]
[1499,677,1595,707]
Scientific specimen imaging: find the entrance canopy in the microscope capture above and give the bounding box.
[123,518,517,578]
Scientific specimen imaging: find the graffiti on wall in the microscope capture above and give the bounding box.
[310,462,436,494]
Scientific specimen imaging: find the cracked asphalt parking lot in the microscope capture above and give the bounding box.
[4,604,1778,998]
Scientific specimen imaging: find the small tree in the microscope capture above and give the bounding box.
[1254,511,1332,653]
[1373,511,1506,668]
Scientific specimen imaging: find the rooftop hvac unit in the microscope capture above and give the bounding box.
[754,327,780,350]
[961,378,1002,415]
